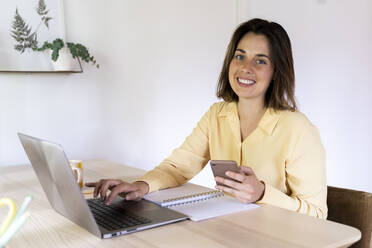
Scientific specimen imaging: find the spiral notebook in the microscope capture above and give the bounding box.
[144,183,259,221]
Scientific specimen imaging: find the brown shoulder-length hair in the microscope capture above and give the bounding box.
[216,18,297,111]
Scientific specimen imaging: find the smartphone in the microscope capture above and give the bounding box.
[210,160,241,186]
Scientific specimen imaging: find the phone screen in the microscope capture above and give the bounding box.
[210,160,241,186]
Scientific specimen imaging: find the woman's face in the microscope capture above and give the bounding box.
[228,32,274,103]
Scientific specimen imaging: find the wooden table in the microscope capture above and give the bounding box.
[0,159,361,248]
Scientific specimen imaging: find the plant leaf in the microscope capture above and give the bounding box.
[36,0,47,16]
[36,0,53,28]
[10,8,38,53]
[43,17,52,28]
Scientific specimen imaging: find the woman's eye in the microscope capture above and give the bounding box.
[256,59,267,65]
[235,54,244,60]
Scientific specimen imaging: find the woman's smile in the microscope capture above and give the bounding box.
[237,77,256,87]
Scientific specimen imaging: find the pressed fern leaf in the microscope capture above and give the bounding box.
[10,8,38,53]
[36,0,52,28]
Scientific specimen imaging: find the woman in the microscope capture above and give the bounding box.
[87,18,327,219]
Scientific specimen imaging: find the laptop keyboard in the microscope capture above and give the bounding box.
[87,198,151,231]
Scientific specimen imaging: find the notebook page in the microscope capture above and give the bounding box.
[144,183,217,206]
[169,195,259,221]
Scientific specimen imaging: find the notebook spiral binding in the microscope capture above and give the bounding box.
[162,190,224,208]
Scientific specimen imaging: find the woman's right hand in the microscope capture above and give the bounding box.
[85,179,149,205]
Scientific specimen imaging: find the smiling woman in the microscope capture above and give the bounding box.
[217,18,296,111]
[87,18,327,219]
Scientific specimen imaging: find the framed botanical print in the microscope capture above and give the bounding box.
[0,0,81,72]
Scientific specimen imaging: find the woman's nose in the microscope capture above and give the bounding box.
[240,60,253,74]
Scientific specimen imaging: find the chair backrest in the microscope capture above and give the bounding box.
[327,186,372,248]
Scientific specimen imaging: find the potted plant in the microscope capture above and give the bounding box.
[36,38,99,69]
[10,0,98,70]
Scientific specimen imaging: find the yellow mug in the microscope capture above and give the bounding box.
[69,160,83,189]
[0,198,17,236]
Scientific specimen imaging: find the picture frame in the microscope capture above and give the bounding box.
[0,0,81,72]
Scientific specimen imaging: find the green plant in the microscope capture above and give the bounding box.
[36,38,99,68]
[10,0,98,69]
[36,38,63,61]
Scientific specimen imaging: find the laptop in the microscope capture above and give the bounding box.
[18,133,188,238]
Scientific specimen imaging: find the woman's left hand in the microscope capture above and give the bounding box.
[215,166,265,203]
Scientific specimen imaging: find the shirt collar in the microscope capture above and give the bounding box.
[218,101,281,136]
[218,101,237,117]
[258,108,281,136]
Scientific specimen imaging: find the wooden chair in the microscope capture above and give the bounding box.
[327,186,372,248]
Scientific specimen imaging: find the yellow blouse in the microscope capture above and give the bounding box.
[137,101,327,219]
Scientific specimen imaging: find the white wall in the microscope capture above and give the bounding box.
[0,73,105,164]
[100,0,235,168]
[1,0,371,192]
